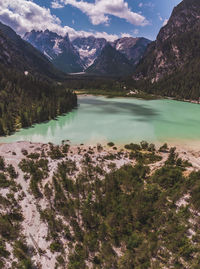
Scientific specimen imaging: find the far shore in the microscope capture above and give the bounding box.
[75,90,200,104]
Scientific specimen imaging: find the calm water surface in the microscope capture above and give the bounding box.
[1,95,200,145]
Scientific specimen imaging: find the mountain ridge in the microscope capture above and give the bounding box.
[134,0,200,83]
[24,30,151,75]
[24,30,84,73]
[0,21,77,135]
[72,36,107,69]
[0,22,64,80]
[86,43,134,77]
[111,37,151,66]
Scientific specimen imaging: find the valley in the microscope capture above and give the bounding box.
[0,0,200,268]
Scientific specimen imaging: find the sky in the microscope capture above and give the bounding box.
[0,0,182,41]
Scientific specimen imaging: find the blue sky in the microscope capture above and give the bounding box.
[0,0,182,41]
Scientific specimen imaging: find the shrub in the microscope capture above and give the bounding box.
[50,241,62,253]
[125,143,141,151]
[159,143,168,152]
[140,141,149,150]
[0,157,5,171]
[107,142,115,147]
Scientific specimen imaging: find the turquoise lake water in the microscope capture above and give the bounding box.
[1,95,200,145]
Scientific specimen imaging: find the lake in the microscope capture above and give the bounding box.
[1,95,200,146]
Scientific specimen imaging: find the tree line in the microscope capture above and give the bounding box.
[0,65,77,136]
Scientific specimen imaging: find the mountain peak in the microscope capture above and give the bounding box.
[133,0,200,99]
[86,43,134,76]
[0,21,63,79]
[72,36,107,68]
[24,29,84,73]
[111,36,151,66]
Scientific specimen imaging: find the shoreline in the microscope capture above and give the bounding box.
[1,94,200,147]
[76,91,200,105]
[2,137,200,151]
[1,140,200,170]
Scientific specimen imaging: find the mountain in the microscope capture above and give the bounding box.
[24,30,84,73]
[0,21,77,135]
[72,36,151,70]
[86,43,134,76]
[72,36,107,69]
[24,30,151,75]
[0,22,63,79]
[112,37,151,66]
[134,0,200,99]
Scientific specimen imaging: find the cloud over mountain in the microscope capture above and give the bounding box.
[0,0,119,41]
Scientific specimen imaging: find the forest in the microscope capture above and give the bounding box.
[0,65,77,136]
[0,141,199,268]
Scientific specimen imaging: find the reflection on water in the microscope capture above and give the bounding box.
[1,95,200,145]
[80,97,159,118]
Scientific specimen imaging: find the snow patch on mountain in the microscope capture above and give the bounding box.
[53,38,62,55]
[44,50,52,60]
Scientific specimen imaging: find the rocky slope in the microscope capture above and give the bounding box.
[0,141,200,268]
[134,0,200,83]
[24,30,151,76]
[86,44,134,76]
[0,22,63,80]
[72,36,107,69]
[24,30,84,73]
[112,37,151,66]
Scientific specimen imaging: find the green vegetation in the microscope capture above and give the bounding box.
[17,143,200,268]
[13,240,34,269]
[107,142,115,147]
[0,65,77,136]
[0,155,35,267]
[75,88,157,99]
[0,143,199,268]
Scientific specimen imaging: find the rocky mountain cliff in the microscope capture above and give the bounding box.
[72,36,107,69]
[0,22,63,79]
[86,43,134,76]
[134,0,200,84]
[24,30,151,76]
[112,37,151,66]
[24,30,84,73]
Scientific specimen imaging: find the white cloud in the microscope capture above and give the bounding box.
[0,0,120,41]
[53,0,148,26]
[51,1,65,9]
[138,2,154,9]
[133,29,139,35]
[163,19,168,26]
[121,33,132,38]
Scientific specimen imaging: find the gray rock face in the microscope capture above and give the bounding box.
[72,36,107,69]
[111,37,151,66]
[24,30,84,73]
[134,0,200,82]
[24,30,152,76]
[86,43,134,77]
